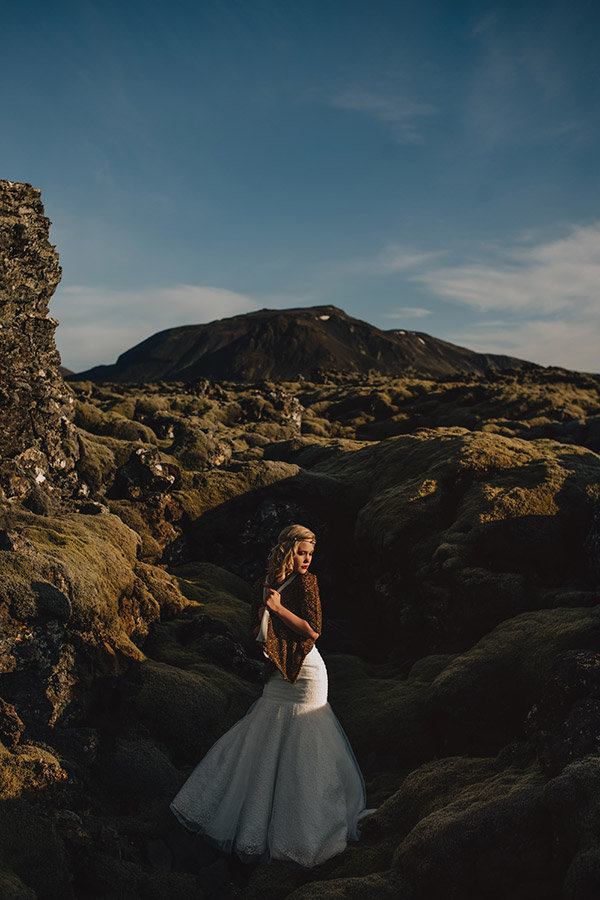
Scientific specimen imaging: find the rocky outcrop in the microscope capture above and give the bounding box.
[0,180,78,510]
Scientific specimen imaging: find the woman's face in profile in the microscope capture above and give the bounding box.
[292,540,314,574]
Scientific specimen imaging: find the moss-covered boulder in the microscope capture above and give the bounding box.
[0,800,72,899]
[0,509,140,632]
[313,428,600,659]
[544,755,600,899]
[426,605,600,756]
[391,761,557,899]
[122,658,258,764]
[0,508,190,733]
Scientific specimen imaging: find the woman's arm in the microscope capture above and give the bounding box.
[266,591,319,641]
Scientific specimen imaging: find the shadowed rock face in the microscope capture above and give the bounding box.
[0,180,78,509]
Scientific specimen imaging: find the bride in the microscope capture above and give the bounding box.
[169,524,374,867]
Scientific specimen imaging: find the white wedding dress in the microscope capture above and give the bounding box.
[170,613,374,867]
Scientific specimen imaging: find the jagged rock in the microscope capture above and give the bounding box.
[168,425,232,470]
[185,377,229,400]
[0,697,25,747]
[0,180,79,509]
[46,726,99,766]
[113,447,180,500]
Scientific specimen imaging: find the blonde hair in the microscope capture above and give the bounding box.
[265,524,316,586]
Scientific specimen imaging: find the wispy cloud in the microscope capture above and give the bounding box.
[413,223,600,316]
[380,306,432,319]
[52,283,255,371]
[328,88,437,143]
[447,318,600,373]
[411,223,600,372]
[325,243,445,278]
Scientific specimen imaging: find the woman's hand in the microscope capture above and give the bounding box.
[265,589,282,613]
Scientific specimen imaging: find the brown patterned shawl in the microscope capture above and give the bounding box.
[250,572,322,684]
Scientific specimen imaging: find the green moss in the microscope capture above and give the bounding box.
[89,432,155,467]
[285,871,410,899]
[0,867,35,900]
[136,562,188,616]
[108,501,163,560]
[93,736,179,801]
[170,562,252,645]
[168,426,215,469]
[243,861,313,899]
[105,395,138,419]
[0,743,65,800]
[326,654,436,765]
[74,400,157,442]
[365,756,499,843]
[0,509,140,632]
[172,460,300,520]
[133,396,171,418]
[103,412,157,442]
[126,659,257,762]
[139,871,206,900]
[428,606,600,753]
[0,799,72,899]
[77,431,116,491]
[544,755,600,856]
[391,762,553,897]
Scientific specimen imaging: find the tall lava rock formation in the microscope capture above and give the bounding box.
[0,180,78,510]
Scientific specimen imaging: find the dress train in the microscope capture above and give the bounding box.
[170,644,375,867]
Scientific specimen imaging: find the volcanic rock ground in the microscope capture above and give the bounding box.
[2,180,600,899]
[1,369,600,899]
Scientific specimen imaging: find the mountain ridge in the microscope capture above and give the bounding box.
[72,304,536,383]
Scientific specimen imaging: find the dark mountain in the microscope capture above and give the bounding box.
[72,305,534,383]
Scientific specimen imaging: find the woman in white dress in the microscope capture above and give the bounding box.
[169,524,374,868]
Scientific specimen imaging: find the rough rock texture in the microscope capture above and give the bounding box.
[0,180,78,509]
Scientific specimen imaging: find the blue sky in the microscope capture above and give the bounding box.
[2,0,599,372]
